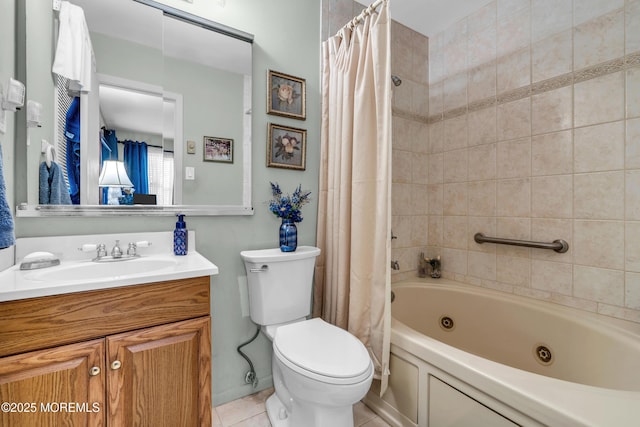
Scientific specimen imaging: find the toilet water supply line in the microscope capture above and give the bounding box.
[237,326,261,388]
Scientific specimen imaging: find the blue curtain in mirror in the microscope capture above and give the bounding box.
[123,140,149,194]
[101,129,118,162]
[65,97,81,204]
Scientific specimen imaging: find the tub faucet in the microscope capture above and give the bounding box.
[391,260,400,270]
[424,255,441,278]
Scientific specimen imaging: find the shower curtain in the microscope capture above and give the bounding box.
[314,0,392,394]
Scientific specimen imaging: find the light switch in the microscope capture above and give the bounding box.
[185,166,195,180]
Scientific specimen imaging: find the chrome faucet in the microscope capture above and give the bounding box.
[111,240,123,259]
[80,240,151,262]
[391,260,400,270]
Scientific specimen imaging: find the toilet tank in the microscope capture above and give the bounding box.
[240,246,320,326]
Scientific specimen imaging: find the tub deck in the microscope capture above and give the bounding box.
[365,278,640,427]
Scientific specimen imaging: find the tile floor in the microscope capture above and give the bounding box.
[213,388,391,427]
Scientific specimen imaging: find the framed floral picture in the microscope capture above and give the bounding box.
[267,123,306,170]
[203,136,233,163]
[267,70,306,120]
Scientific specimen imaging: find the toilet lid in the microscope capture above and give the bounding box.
[273,318,372,380]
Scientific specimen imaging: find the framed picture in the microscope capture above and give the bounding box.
[203,136,233,163]
[267,70,306,120]
[267,123,306,171]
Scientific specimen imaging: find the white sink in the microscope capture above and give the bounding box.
[0,231,219,302]
[23,257,178,282]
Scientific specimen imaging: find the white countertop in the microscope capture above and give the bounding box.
[0,231,218,302]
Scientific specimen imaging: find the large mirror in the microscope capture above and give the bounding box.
[17,0,253,216]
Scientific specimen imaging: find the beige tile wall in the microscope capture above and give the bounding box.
[427,0,640,323]
[322,0,430,282]
[390,21,429,281]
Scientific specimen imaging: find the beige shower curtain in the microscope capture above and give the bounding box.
[314,1,392,394]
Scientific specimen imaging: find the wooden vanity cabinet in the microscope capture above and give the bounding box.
[107,316,211,426]
[0,339,106,427]
[0,277,212,427]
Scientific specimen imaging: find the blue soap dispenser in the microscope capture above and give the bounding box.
[174,214,188,256]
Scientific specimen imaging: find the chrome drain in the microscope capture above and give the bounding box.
[535,345,553,365]
[439,316,454,330]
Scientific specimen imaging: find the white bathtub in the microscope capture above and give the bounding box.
[364,279,640,427]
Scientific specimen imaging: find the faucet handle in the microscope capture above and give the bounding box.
[127,242,137,256]
[97,243,107,257]
[79,243,108,258]
[126,241,151,256]
[79,243,98,252]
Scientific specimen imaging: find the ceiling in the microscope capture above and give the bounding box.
[356,0,493,37]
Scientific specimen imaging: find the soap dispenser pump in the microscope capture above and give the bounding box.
[174,214,188,256]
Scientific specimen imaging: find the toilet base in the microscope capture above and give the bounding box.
[265,390,357,427]
[265,393,290,427]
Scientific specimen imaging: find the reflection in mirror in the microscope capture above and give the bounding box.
[18,0,253,216]
[96,76,180,206]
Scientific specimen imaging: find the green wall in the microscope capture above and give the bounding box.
[163,55,245,205]
[13,0,321,405]
[0,0,16,214]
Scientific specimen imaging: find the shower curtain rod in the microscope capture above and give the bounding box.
[339,0,385,33]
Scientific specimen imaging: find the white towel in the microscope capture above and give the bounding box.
[52,1,95,93]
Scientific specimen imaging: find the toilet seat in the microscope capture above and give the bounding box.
[273,318,373,385]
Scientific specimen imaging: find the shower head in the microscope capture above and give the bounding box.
[391,75,402,86]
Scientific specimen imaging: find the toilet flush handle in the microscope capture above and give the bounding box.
[250,265,269,273]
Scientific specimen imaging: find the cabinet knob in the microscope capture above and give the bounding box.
[110,360,122,370]
[89,366,101,376]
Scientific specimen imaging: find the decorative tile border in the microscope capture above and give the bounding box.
[573,57,625,84]
[392,107,428,124]
[531,73,573,96]
[430,50,640,123]
[496,86,531,104]
[427,112,443,124]
[443,106,467,120]
[468,97,496,114]
[627,51,640,67]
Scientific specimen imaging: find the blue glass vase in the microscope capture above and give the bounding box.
[279,219,297,252]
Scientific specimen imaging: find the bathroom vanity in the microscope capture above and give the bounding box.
[0,277,211,426]
[0,232,217,426]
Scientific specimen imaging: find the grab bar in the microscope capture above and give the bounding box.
[474,233,569,253]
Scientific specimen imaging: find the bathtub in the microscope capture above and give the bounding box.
[364,279,640,427]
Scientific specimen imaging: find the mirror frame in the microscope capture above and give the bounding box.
[16,0,254,217]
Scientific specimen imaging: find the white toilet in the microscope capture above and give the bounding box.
[240,246,374,427]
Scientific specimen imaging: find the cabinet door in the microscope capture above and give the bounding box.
[106,316,211,427]
[0,339,105,427]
